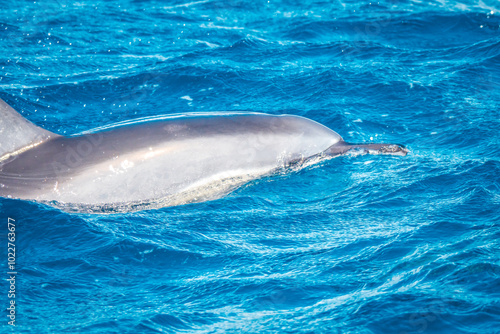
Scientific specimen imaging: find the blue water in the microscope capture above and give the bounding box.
[1,0,500,333]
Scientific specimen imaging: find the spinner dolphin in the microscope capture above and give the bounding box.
[0,98,407,212]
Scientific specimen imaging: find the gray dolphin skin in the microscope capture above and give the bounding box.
[0,97,407,213]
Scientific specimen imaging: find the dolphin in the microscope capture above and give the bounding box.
[0,97,407,213]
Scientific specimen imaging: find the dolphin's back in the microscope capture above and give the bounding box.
[0,112,341,211]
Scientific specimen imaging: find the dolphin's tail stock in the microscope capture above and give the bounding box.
[325,141,408,157]
[0,97,59,161]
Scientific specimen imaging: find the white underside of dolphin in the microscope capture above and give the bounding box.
[0,98,407,213]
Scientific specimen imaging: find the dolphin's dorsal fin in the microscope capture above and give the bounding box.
[0,97,59,160]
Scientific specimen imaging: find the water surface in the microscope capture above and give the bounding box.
[0,0,499,333]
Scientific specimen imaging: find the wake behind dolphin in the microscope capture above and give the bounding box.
[0,98,407,213]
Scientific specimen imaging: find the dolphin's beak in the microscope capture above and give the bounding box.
[325,141,409,157]
[374,144,408,156]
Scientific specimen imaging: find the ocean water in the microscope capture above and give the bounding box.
[1,0,500,333]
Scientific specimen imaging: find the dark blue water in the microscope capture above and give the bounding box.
[1,0,500,333]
